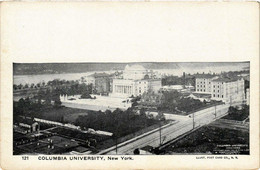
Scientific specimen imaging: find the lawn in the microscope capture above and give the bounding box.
[33,107,90,123]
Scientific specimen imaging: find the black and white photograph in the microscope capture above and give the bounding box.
[1,2,259,169]
[13,62,250,155]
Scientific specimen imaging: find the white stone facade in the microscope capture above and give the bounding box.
[211,78,245,104]
[195,75,246,104]
[195,76,216,94]
[111,65,161,97]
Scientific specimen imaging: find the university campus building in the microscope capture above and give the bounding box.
[195,74,245,104]
[195,74,216,94]
[211,77,245,104]
[83,73,111,94]
[110,65,162,98]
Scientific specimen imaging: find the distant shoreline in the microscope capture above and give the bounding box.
[13,62,249,76]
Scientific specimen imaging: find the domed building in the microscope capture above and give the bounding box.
[123,64,148,80]
[111,64,162,98]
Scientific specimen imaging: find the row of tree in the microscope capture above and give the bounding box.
[13,82,45,90]
[16,79,94,100]
[158,91,214,114]
[74,108,161,138]
[13,79,86,91]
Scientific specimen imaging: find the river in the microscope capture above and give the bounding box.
[13,63,249,85]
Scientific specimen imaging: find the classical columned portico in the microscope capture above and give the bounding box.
[114,85,133,95]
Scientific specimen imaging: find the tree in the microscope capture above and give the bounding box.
[30,83,35,89]
[105,110,112,114]
[81,92,92,99]
[36,83,41,88]
[159,91,181,112]
[54,100,62,107]
[132,101,138,107]
[24,83,29,89]
[18,84,23,90]
[13,84,18,90]
[45,88,52,104]
[156,112,165,121]
[140,108,146,116]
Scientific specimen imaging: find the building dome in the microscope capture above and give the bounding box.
[124,64,146,71]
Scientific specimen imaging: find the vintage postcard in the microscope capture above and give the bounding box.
[1,2,259,170]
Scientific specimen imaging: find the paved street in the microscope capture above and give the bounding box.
[98,104,230,155]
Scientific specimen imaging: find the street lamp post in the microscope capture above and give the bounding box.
[214,103,217,118]
[159,122,162,146]
[192,112,195,129]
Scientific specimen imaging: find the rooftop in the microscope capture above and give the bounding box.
[194,74,216,79]
[88,72,111,78]
[212,76,242,82]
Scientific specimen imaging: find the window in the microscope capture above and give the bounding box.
[217,95,219,97]
[213,85,215,88]
[139,82,141,84]
[204,90,205,92]
[204,85,205,87]
[222,95,224,98]
[201,85,202,87]
[217,86,219,88]
[139,90,141,93]
[213,94,215,97]
[197,85,199,87]
[218,90,219,92]
[209,82,211,84]
[213,90,215,92]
